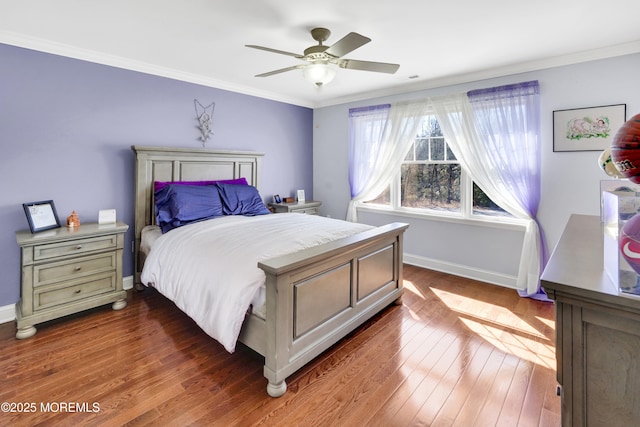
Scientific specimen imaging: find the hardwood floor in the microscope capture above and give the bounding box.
[0,265,560,426]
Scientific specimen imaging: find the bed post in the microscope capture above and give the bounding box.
[393,228,405,306]
[263,271,290,397]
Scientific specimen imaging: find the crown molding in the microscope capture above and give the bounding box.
[0,31,314,108]
[3,31,639,110]
[312,40,640,108]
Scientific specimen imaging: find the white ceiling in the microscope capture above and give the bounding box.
[2,0,640,108]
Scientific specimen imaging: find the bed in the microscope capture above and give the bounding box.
[132,145,408,397]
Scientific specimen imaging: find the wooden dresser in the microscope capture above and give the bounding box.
[15,222,129,339]
[541,214,640,426]
[268,200,322,215]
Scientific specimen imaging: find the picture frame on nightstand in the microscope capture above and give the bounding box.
[22,200,61,233]
[297,190,305,203]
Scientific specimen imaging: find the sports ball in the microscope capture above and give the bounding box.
[598,147,623,177]
[620,213,640,274]
[610,113,640,184]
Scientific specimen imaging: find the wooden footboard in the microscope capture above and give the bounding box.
[254,222,408,397]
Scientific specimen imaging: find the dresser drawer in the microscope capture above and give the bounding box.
[34,274,116,311]
[290,207,318,215]
[268,201,321,215]
[33,234,119,261]
[33,253,117,287]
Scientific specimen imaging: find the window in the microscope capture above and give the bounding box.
[366,115,510,219]
[402,117,460,211]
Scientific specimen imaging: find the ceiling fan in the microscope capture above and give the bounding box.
[246,28,400,87]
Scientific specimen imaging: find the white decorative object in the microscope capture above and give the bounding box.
[99,209,117,224]
[297,189,305,203]
[194,99,215,145]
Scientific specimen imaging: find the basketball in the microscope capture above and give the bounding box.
[598,148,623,177]
[611,113,640,183]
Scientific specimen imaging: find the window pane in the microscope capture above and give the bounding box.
[472,182,511,217]
[415,139,428,161]
[401,164,461,211]
[446,144,457,161]
[430,138,445,161]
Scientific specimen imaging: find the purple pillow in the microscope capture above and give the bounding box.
[153,177,248,193]
[155,184,224,233]
[216,182,271,216]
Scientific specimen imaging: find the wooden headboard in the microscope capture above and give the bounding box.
[131,145,265,281]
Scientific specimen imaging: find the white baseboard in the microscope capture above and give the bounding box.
[0,275,135,325]
[123,275,134,291]
[403,253,521,290]
[0,303,14,325]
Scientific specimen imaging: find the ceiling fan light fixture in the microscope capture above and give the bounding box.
[247,28,399,87]
[302,62,337,87]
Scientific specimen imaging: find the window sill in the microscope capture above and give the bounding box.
[357,204,528,232]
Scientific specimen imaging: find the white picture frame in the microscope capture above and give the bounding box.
[297,189,305,203]
[98,209,117,224]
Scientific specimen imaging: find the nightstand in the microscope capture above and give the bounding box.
[268,201,322,215]
[15,222,129,339]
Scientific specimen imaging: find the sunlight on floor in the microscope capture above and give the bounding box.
[536,315,555,329]
[431,287,556,369]
[403,280,424,299]
[403,280,427,321]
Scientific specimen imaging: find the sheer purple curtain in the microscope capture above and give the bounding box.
[467,81,547,300]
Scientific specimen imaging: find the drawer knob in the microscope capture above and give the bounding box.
[74,266,82,271]
[74,289,81,294]
[75,245,83,250]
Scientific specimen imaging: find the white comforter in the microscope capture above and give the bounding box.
[140,213,373,352]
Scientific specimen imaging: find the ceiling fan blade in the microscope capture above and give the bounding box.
[324,32,371,58]
[245,45,303,58]
[255,65,304,78]
[338,59,400,74]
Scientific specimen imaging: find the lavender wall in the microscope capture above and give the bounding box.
[0,43,313,307]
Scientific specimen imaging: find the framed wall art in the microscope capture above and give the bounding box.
[553,104,626,152]
[22,200,61,233]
